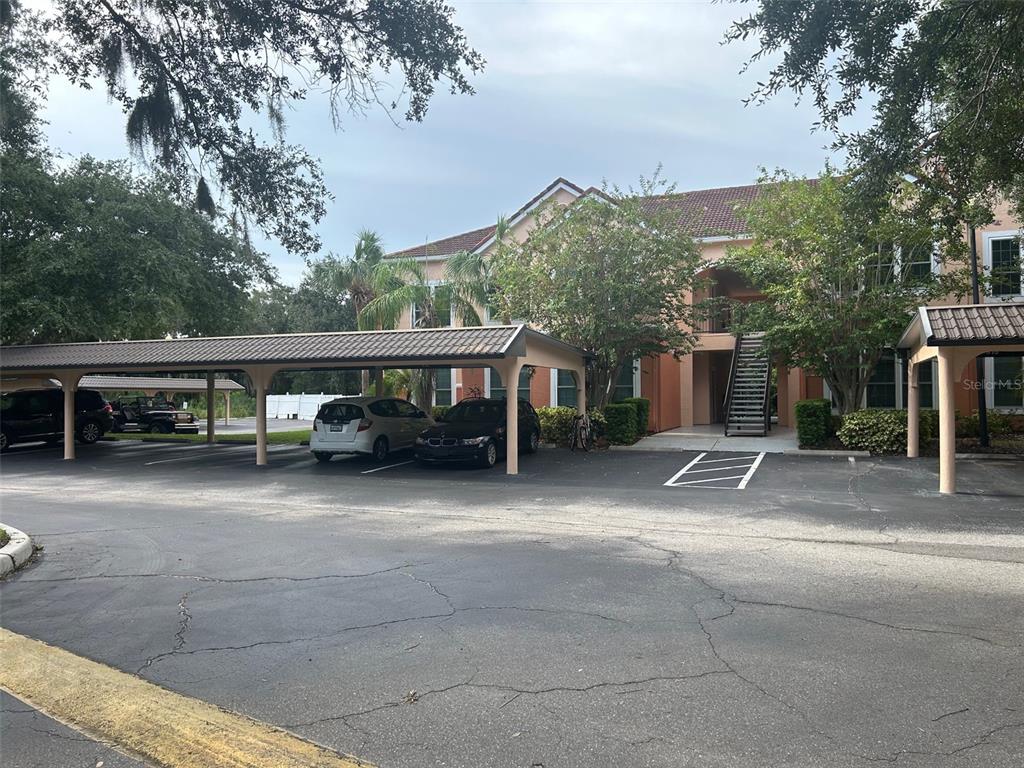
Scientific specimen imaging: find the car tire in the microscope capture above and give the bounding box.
[313,451,332,463]
[149,422,170,434]
[372,436,389,462]
[0,430,9,451]
[479,440,498,468]
[524,429,540,454]
[76,420,103,444]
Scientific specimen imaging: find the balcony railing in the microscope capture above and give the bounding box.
[697,303,733,334]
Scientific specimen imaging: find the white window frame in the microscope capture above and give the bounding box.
[411,281,457,329]
[984,356,1024,412]
[983,230,1024,302]
[432,367,457,407]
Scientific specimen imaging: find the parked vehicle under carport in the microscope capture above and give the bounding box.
[0,388,113,450]
[415,397,541,468]
[310,396,434,462]
[110,396,199,434]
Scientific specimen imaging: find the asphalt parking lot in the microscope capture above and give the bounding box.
[2,440,1023,767]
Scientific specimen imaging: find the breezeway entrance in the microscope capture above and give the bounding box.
[0,325,590,475]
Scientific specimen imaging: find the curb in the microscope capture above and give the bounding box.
[0,523,34,578]
[782,448,871,458]
[955,452,1024,461]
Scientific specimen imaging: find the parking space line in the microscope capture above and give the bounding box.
[361,460,415,474]
[663,452,707,486]
[664,451,767,490]
[736,452,767,489]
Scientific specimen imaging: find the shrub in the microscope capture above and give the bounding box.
[431,405,451,421]
[956,409,1014,438]
[587,408,608,440]
[604,402,638,444]
[794,398,831,448]
[621,397,651,435]
[837,409,908,454]
[536,406,577,444]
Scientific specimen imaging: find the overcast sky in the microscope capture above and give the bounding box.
[43,0,862,285]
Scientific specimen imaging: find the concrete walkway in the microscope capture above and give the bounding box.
[620,424,798,453]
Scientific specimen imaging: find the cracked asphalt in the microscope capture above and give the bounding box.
[1,439,1023,767]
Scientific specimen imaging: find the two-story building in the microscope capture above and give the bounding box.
[388,177,1024,433]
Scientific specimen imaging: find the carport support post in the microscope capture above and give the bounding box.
[58,372,82,460]
[906,361,919,459]
[503,359,524,475]
[937,348,956,494]
[206,372,216,444]
[223,391,230,426]
[574,368,587,415]
[247,367,276,467]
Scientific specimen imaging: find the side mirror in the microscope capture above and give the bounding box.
[416,410,428,419]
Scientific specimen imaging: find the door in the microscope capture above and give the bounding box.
[367,399,402,446]
[316,402,364,446]
[2,391,57,441]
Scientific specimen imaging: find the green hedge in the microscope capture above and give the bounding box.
[837,409,908,454]
[956,409,1014,438]
[431,405,451,421]
[537,406,577,444]
[794,398,831,448]
[620,397,650,436]
[604,402,638,444]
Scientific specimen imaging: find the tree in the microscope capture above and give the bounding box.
[1,152,274,345]
[491,177,705,409]
[725,0,1024,222]
[5,0,483,254]
[358,255,484,406]
[725,170,970,414]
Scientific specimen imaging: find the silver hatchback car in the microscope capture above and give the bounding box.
[309,396,435,463]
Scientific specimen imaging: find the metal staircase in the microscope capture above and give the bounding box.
[723,332,771,437]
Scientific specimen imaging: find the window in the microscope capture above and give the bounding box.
[866,350,897,408]
[990,237,1022,297]
[393,399,420,417]
[864,244,897,286]
[412,285,455,328]
[434,369,453,407]
[612,361,638,402]
[317,403,364,423]
[489,367,530,402]
[556,369,578,407]
[901,242,935,281]
[917,359,935,409]
[368,400,399,417]
[993,356,1024,409]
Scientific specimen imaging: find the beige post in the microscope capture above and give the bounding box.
[59,372,82,460]
[206,372,216,444]
[937,348,956,494]
[223,391,230,426]
[503,359,524,475]
[574,367,587,415]
[906,360,919,458]
[247,367,276,467]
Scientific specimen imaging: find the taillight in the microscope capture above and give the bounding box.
[102,403,113,414]
[312,419,318,431]
[356,418,373,432]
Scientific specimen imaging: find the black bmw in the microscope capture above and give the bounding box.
[414,397,541,468]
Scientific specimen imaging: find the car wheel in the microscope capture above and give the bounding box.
[313,451,332,463]
[525,428,540,454]
[149,422,170,434]
[0,430,9,451]
[372,436,389,462]
[76,420,102,444]
[479,440,498,468]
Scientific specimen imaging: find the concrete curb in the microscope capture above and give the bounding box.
[955,452,1024,461]
[0,523,34,578]
[782,448,871,458]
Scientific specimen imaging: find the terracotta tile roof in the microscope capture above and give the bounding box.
[924,304,1024,346]
[388,224,496,259]
[0,326,529,372]
[639,183,766,239]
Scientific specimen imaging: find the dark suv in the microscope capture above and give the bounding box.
[0,388,113,451]
[414,397,541,468]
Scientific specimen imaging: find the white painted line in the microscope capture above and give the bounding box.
[678,463,757,475]
[663,452,707,486]
[673,474,748,486]
[361,460,414,474]
[692,454,761,464]
[736,452,767,489]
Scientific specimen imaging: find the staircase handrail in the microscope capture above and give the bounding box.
[723,332,743,436]
[762,351,772,435]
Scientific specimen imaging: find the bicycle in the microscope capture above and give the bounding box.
[569,411,592,452]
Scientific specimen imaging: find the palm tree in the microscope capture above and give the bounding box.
[445,216,514,325]
[311,230,386,392]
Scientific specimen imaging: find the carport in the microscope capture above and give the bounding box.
[79,375,244,426]
[0,325,589,474]
[899,303,1024,494]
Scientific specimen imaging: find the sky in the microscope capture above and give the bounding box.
[42,0,863,285]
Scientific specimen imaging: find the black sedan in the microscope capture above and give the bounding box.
[415,398,541,468]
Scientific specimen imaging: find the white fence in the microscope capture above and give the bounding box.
[265,393,345,421]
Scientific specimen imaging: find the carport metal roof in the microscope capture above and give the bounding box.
[0,325,556,372]
[2,325,590,474]
[897,303,1024,495]
[79,375,245,392]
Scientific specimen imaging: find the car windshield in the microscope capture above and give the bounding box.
[445,401,505,422]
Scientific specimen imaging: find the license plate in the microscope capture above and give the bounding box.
[329,424,345,432]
